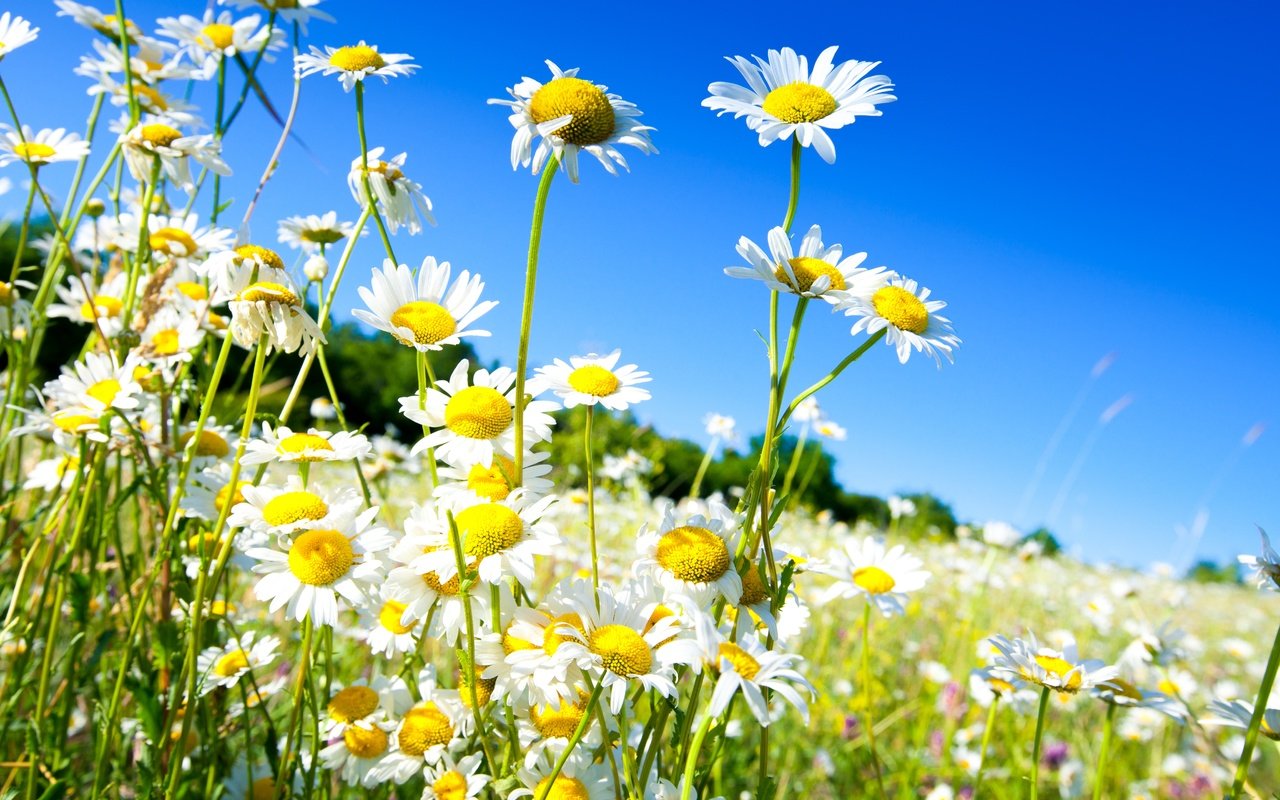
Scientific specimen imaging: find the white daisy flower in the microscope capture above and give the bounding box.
[194,630,279,695]
[1238,527,1280,591]
[138,306,205,364]
[479,594,586,709]
[703,413,738,442]
[406,490,559,587]
[370,674,467,781]
[1093,679,1186,720]
[635,499,743,606]
[0,125,90,168]
[0,12,38,59]
[815,419,847,440]
[115,210,235,263]
[0,279,34,335]
[240,423,371,466]
[174,421,238,468]
[277,211,357,253]
[228,478,363,535]
[228,274,326,355]
[74,37,192,86]
[353,257,496,352]
[94,77,201,125]
[988,632,1120,695]
[359,596,420,658]
[24,450,81,493]
[226,674,285,718]
[54,1,144,41]
[839,275,961,366]
[401,359,558,468]
[434,449,555,505]
[203,243,288,294]
[156,10,282,78]
[322,675,413,737]
[43,351,143,419]
[320,712,397,787]
[346,147,435,234]
[815,535,930,617]
[703,46,896,164]
[727,224,888,303]
[489,59,657,183]
[510,750,611,800]
[692,614,814,727]
[218,0,333,32]
[120,120,231,192]
[1202,698,1280,740]
[532,349,651,411]
[294,41,416,91]
[514,691,603,767]
[245,506,392,626]
[47,271,131,337]
[421,753,489,800]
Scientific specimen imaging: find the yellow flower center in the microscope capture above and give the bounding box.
[465,455,517,501]
[201,23,235,50]
[378,600,415,635]
[460,668,495,709]
[762,82,839,124]
[0,282,13,305]
[534,776,590,800]
[852,566,896,595]
[528,76,616,146]
[871,286,929,334]
[176,281,208,301]
[589,624,652,677]
[655,525,730,583]
[738,566,768,606]
[218,483,247,514]
[210,600,234,616]
[1155,678,1178,696]
[237,281,300,306]
[213,649,250,678]
[567,365,620,397]
[1103,679,1144,702]
[53,410,97,432]
[502,628,536,654]
[235,244,286,270]
[342,725,388,759]
[423,566,462,596]
[13,142,57,162]
[80,295,124,321]
[328,685,379,723]
[390,301,457,346]
[286,529,353,586]
[544,613,584,656]
[444,386,512,440]
[329,45,385,72]
[775,256,845,293]
[261,490,328,527]
[179,429,231,458]
[455,503,524,559]
[397,703,454,756]
[300,227,346,244]
[152,328,181,355]
[366,160,404,182]
[249,777,275,800]
[87,378,122,407]
[133,84,169,113]
[1030,655,1083,691]
[716,642,761,681]
[432,770,468,800]
[140,123,183,148]
[277,432,334,460]
[531,696,587,738]
[150,227,200,256]
[988,677,1015,695]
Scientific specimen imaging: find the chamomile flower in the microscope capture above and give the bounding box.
[228,274,326,355]
[44,351,143,418]
[24,447,81,492]
[727,224,886,303]
[240,423,371,466]
[120,119,231,191]
[511,750,611,800]
[988,632,1120,695]
[47,271,131,337]
[422,753,489,800]
[228,478,363,535]
[1238,527,1280,591]
[118,210,235,262]
[401,359,558,468]
[294,42,416,91]
[75,37,191,86]
[434,450,555,504]
[635,499,743,605]
[839,275,961,366]
[219,0,333,32]
[320,712,397,787]
[532,349,651,410]
[360,596,421,658]
[703,46,896,164]
[157,10,281,78]
[481,596,587,709]
[245,506,392,626]
[0,12,38,59]
[277,211,357,253]
[55,1,144,42]
[322,676,413,737]
[693,614,814,726]
[489,59,657,183]
[371,680,467,780]
[1094,679,1186,720]
[1202,698,1280,740]
[704,413,738,442]
[138,306,204,363]
[406,490,559,587]
[353,258,496,352]
[194,630,279,695]
[346,147,435,233]
[0,126,90,167]
[815,535,929,617]
[514,691,603,766]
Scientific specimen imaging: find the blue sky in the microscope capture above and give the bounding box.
[6,0,1278,568]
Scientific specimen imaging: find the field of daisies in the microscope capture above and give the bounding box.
[1,3,1278,800]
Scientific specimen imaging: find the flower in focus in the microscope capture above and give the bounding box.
[0,125,90,167]
[489,59,657,183]
[727,224,886,303]
[354,258,496,352]
[156,10,283,78]
[228,272,326,354]
[703,46,896,164]
[421,753,489,800]
[635,499,743,605]
[402,491,559,587]
[693,612,814,726]
[277,211,357,253]
[532,349,651,410]
[228,477,362,535]
[295,41,416,91]
[240,423,371,466]
[347,147,435,233]
[816,535,929,616]
[839,275,961,366]
[0,12,38,59]
[195,630,279,695]
[988,632,1119,694]
[120,120,231,191]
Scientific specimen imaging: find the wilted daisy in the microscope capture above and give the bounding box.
[401,359,558,468]
[489,59,657,182]
[353,258,496,352]
[989,633,1119,694]
[228,273,325,354]
[635,499,743,605]
[0,12,38,59]
[727,224,887,303]
[703,46,896,164]
[840,275,961,366]
[1238,527,1280,590]
[120,120,231,191]
[532,349,651,411]
[0,126,90,167]
[245,506,392,626]
[816,535,929,616]
[1202,698,1280,740]
[346,147,435,234]
[156,10,282,77]
[422,753,489,800]
[228,478,363,535]
[277,211,357,253]
[240,423,371,466]
[194,630,279,695]
[693,614,814,726]
[295,41,416,91]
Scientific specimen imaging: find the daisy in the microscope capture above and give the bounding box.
[727,224,888,303]
[635,499,743,605]
[24,449,80,493]
[117,210,235,262]
[703,46,896,164]
[510,750,611,800]
[322,675,413,737]
[0,126,90,167]
[95,77,201,125]
[228,273,326,355]
[0,279,34,335]
[1201,698,1280,740]
[218,0,334,32]
[532,349,651,410]
[489,59,657,183]
[405,490,559,587]
[401,359,558,468]
[138,306,205,364]
[704,413,738,443]
[320,712,397,787]
[75,38,192,86]
[421,753,489,800]
[815,535,930,616]
[46,271,131,337]
[120,119,232,192]
[156,10,282,78]
[353,257,497,352]
[480,594,587,709]
[988,632,1120,695]
[370,674,467,781]
[55,1,144,42]
[514,692,602,767]
[245,506,392,626]
[0,12,38,59]
[1238,527,1280,591]
[839,275,961,366]
[240,423,371,466]
[194,630,279,696]
[434,449,555,504]
[228,477,363,535]
[692,614,814,726]
[346,147,435,234]
[1093,679,1186,720]
[360,595,420,658]
[43,352,143,419]
[277,211,357,253]
[294,42,416,91]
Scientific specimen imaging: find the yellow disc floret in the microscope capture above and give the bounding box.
[200,23,235,50]
[1028,655,1083,692]
[567,365,620,397]
[80,295,124,321]
[277,432,334,459]
[444,386,512,440]
[390,301,457,347]
[456,503,523,559]
[234,244,285,270]
[871,286,929,334]
[531,696,587,738]
[287,529,353,586]
[397,703,454,756]
[86,378,122,407]
[237,281,300,307]
[716,642,761,681]
[249,777,275,800]
[151,329,181,355]
[175,281,208,301]
[179,429,230,458]
[262,490,329,527]
[738,566,768,607]
[140,123,183,148]
[460,667,495,709]
[528,77,616,146]
[589,624,652,677]
[466,455,517,501]
[149,227,200,256]
[215,482,248,513]
[328,685,379,723]
[378,600,415,635]
[762,82,839,124]
[329,45,385,72]
[776,256,845,293]
[534,776,591,800]
[852,565,896,595]
[342,724,388,759]
[543,613,584,656]
[432,771,469,800]
[13,142,57,162]
[655,525,730,583]
[213,649,250,678]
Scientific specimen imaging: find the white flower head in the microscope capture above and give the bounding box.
[532,349,651,410]
[988,632,1120,695]
[839,275,961,366]
[727,224,888,303]
[353,258,496,352]
[295,41,416,91]
[1238,527,1280,591]
[346,147,435,234]
[0,12,38,59]
[816,535,929,617]
[240,423,371,467]
[635,499,744,606]
[0,126,89,167]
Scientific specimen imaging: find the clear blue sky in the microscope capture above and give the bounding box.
[7,0,1278,569]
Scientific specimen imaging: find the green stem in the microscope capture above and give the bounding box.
[275,615,315,799]
[6,173,35,284]
[1092,703,1116,800]
[584,405,600,605]
[680,715,716,800]
[534,683,602,800]
[972,697,999,797]
[779,422,808,504]
[354,82,397,262]
[1029,686,1051,800]
[688,437,717,500]
[513,156,558,482]
[861,602,887,799]
[1229,621,1280,798]
[782,138,801,233]
[778,329,887,431]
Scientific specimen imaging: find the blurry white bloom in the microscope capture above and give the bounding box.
[982,520,1022,548]
[156,10,282,77]
[219,0,334,31]
[0,12,38,58]
[1239,527,1280,591]
[887,495,915,519]
[704,413,738,442]
[195,630,279,695]
[310,397,337,421]
[0,125,90,167]
[814,419,847,440]
[279,211,357,252]
[989,632,1119,694]
[1202,698,1280,740]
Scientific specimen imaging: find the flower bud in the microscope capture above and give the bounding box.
[303,253,329,282]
